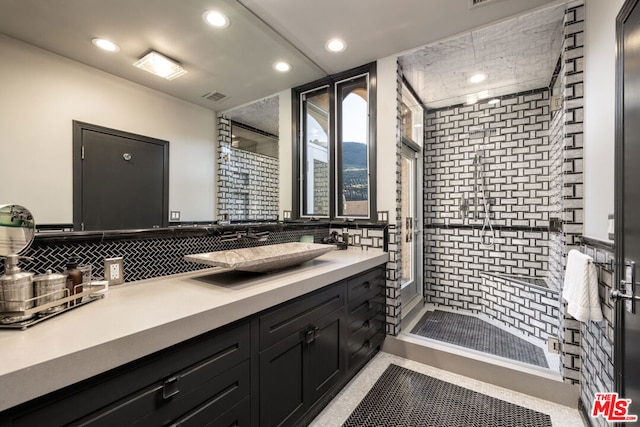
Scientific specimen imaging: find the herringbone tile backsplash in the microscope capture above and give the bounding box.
[2,227,330,283]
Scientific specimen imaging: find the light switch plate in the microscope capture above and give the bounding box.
[104,257,124,285]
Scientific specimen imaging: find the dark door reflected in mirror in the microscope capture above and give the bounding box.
[73,121,169,231]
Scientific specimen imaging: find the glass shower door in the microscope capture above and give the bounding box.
[400,146,419,314]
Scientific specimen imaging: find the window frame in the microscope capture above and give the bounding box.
[292,62,377,221]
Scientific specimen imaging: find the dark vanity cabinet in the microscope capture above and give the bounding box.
[346,267,386,371]
[0,265,385,427]
[257,265,385,427]
[0,321,251,427]
[258,284,346,427]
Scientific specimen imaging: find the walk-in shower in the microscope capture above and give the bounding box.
[397,2,571,374]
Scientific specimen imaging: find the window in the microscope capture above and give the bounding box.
[300,86,330,217]
[294,63,376,220]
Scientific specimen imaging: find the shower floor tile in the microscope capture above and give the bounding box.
[342,364,552,427]
[310,352,583,427]
[410,309,549,368]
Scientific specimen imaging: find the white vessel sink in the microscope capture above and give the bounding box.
[184,242,335,273]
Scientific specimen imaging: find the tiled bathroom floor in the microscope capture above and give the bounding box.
[310,352,584,427]
[403,305,560,372]
[410,309,549,368]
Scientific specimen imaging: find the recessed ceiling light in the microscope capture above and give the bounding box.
[133,51,187,80]
[325,38,347,53]
[203,10,229,28]
[469,73,487,84]
[273,61,292,72]
[488,98,500,104]
[91,38,119,52]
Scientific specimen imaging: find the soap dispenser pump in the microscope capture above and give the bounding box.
[0,254,35,323]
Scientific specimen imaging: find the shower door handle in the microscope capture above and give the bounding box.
[611,260,639,313]
[406,217,413,242]
[610,289,640,301]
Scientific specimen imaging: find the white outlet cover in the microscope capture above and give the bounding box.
[110,263,120,280]
[104,257,124,285]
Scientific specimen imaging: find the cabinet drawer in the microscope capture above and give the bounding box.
[348,328,384,370]
[347,268,384,311]
[348,318,384,353]
[82,359,250,426]
[7,321,250,427]
[173,396,250,427]
[259,283,345,350]
[348,298,383,329]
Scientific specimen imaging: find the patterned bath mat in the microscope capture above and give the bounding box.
[410,310,549,368]
[343,364,552,426]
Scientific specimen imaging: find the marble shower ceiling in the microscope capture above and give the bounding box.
[225,95,280,136]
[400,4,565,109]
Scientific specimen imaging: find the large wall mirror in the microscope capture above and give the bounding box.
[217,94,281,222]
[0,0,325,232]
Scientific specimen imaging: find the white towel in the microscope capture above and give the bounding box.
[562,249,603,322]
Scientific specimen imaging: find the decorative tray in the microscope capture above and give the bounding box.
[0,282,107,330]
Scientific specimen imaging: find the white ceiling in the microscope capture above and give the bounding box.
[0,0,564,115]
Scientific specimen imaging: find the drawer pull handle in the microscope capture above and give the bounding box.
[305,328,315,344]
[363,320,371,329]
[304,327,320,344]
[163,376,180,400]
[363,281,370,289]
[364,340,372,349]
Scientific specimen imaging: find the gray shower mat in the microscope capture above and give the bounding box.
[410,310,549,368]
[343,364,552,427]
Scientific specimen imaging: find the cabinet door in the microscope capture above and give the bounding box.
[259,331,307,427]
[307,308,346,404]
[259,307,346,427]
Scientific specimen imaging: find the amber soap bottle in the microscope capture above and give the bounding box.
[64,258,83,306]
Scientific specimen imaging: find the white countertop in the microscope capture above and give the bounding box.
[0,248,388,412]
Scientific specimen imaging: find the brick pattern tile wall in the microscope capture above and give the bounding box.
[424,88,550,229]
[559,0,585,385]
[480,274,560,342]
[384,60,404,336]
[217,116,279,221]
[424,90,552,316]
[329,226,387,250]
[313,160,329,215]
[580,241,615,427]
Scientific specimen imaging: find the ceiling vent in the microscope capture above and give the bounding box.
[202,91,228,102]
[469,0,495,8]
